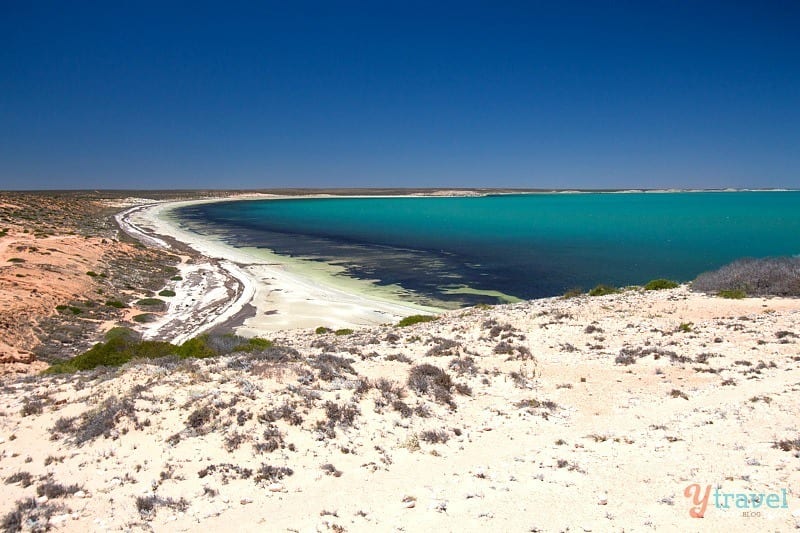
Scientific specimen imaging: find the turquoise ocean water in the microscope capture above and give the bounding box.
[175,192,800,307]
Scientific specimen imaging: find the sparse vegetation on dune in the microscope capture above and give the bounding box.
[44,329,274,374]
[692,256,800,297]
[3,192,800,531]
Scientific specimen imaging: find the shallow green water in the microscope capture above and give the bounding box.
[176,192,800,305]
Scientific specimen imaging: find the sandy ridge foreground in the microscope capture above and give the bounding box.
[0,286,799,531]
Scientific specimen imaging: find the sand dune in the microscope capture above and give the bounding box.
[1,286,799,531]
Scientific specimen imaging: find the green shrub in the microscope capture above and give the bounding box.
[176,336,216,359]
[7,258,25,263]
[104,300,126,308]
[68,306,83,315]
[644,279,679,291]
[315,326,332,334]
[678,322,693,333]
[233,337,273,352]
[44,332,274,374]
[588,284,618,297]
[397,315,438,327]
[158,290,176,297]
[86,271,98,277]
[104,327,139,342]
[561,287,584,299]
[170,276,183,281]
[45,336,177,374]
[718,289,746,299]
[334,328,354,336]
[133,313,156,323]
[55,305,68,311]
[137,298,165,306]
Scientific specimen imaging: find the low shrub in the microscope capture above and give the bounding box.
[419,429,450,444]
[45,336,178,373]
[315,326,332,334]
[561,287,584,299]
[5,472,33,487]
[158,289,176,297]
[36,481,83,499]
[408,364,455,408]
[133,313,156,323]
[718,289,746,299]
[644,279,679,291]
[137,298,165,306]
[588,284,618,297]
[692,257,800,297]
[397,315,437,327]
[104,300,126,308]
[45,331,275,374]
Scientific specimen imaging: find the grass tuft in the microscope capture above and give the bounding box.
[644,279,679,291]
[397,315,437,327]
[588,284,618,297]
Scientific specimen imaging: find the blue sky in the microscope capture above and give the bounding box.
[1,1,798,190]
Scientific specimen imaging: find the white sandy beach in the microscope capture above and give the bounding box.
[117,197,439,343]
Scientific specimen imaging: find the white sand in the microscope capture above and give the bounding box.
[118,197,438,342]
[1,287,799,531]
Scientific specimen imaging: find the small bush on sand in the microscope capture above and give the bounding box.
[105,300,126,308]
[20,399,44,417]
[158,289,176,297]
[311,354,357,381]
[5,472,34,488]
[420,429,450,444]
[334,328,353,336]
[644,279,679,291]
[772,437,800,452]
[561,287,584,299]
[133,313,156,323]
[718,289,746,299]
[1,498,69,532]
[136,495,189,517]
[137,298,165,306]
[408,364,456,408]
[36,481,83,499]
[397,315,437,327]
[588,284,618,297]
[692,257,800,297]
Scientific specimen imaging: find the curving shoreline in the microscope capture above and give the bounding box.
[116,196,438,341]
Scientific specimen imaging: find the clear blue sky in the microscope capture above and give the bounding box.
[1,1,798,190]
